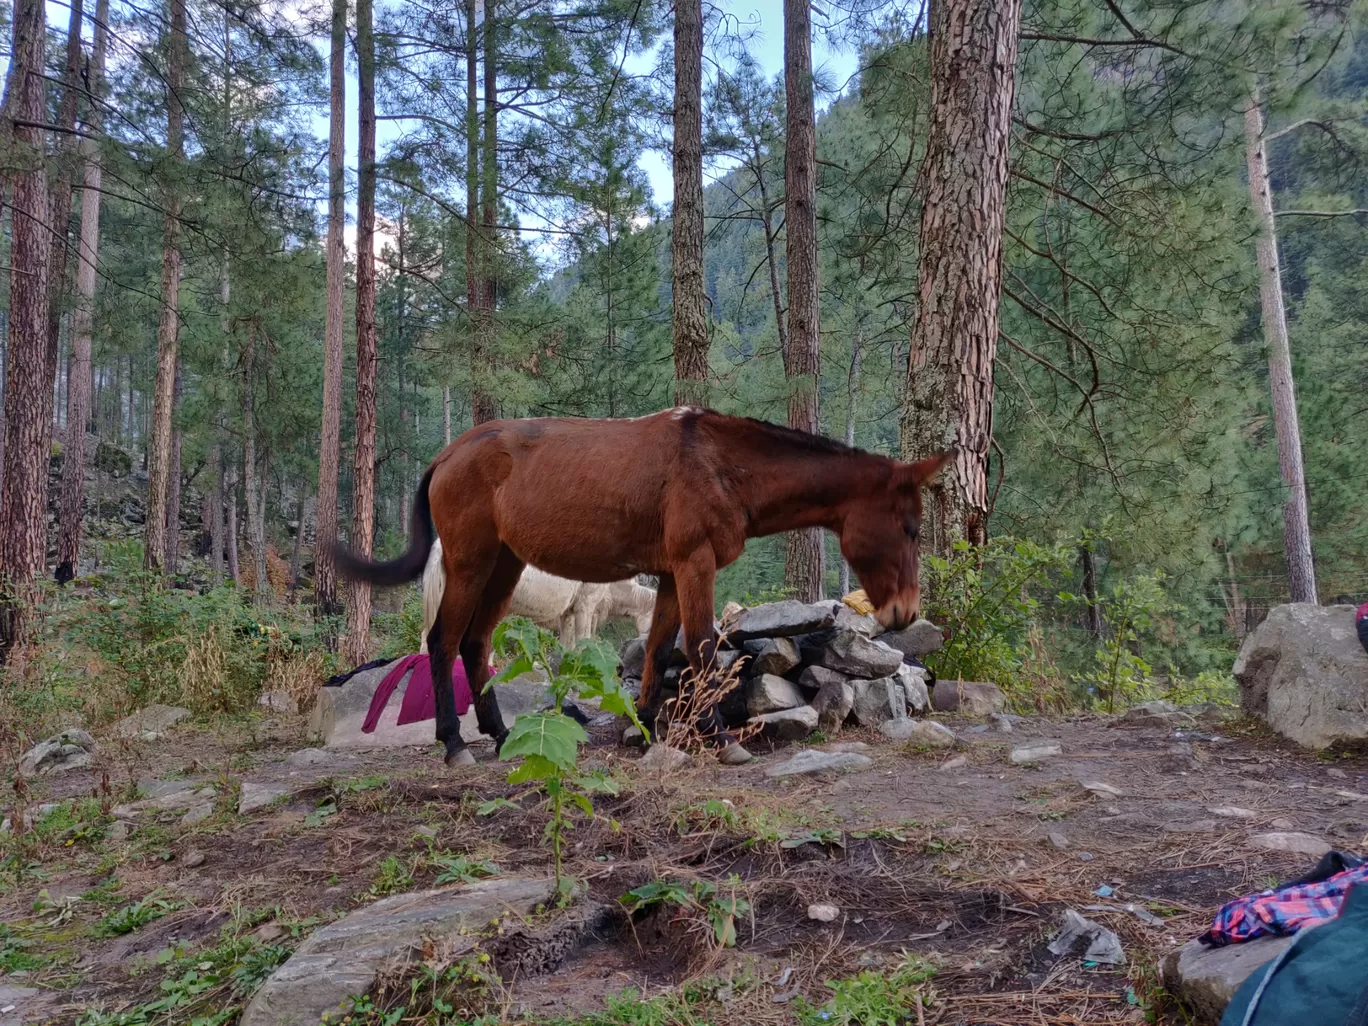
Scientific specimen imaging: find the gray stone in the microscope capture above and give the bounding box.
[851,676,908,727]
[834,605,881,637]
[622,725,645,747]
[183,850,207,868]
[258,691,298,715]
[139,777,205,799]
[823,741,871,754]
[747,674,806,716]
[1162,819,1218,834]
[878,620,944,658]
[0,803,59,833]
[1162,936,1294,1025]
[1120,700,1196,728]
[108,819,134,841]
[895,664,930,714]
[728,600,838,642]
[112,786,216,820]
[638,745,693,773]
[619,637,646,680]
[1048,831,1069,850]
[241,877,562,1026]
[989,712,1014,734]
[182,802,215,826]
[1250,831,1332,857]
[1209,806,1258,820]
[939,754,969,772]
[112,704,191,738]
[748,637,801,677]
[932,681,1005,717]
[239,782,293,815]
[1009,742,1062,765]
[751,705,819,741]
[285,747,341,769]
[0,984,42,1026]
[310,662,555,749]
[764,750,873,778]
[797,664,851,694]
[1236,603,1368,749]
[812,679,855,734]
[18,728,96,778]
[881,719,954,747]
[808,630,904,679]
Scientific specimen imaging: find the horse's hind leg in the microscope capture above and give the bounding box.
[431,553,497,766]
[638,575,680,730]
[460,546,525,748]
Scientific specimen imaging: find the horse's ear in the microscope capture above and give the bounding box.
[902,450,955,488]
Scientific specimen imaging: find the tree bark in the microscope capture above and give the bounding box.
[290,493,307,601]
[44,0,85,463]
[0,0,52,655]
[839,329,862,597]
[56,0,109,586]
[144,0,187,573]
[208,439,224,582]
[243,321,270,603]
[899,0,1023,556]
[347,0,378,663]
[671,0,708,406]
[465,0,483,426]
[1081,543,1102,636]
[444,385,452,446]
[226,466,241,585]
[472,0,500,425]
[1244,94,1318,604]
[164,366,183,573]
[782,0,824,601]
[315,0,347,622]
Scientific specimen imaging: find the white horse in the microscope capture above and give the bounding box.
[421,538,655,650]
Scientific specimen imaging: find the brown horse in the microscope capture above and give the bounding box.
[335,407,951,766]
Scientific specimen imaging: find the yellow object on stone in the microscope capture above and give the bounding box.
[842,589,874,616]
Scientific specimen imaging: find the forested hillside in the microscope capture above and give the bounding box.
[0,0,1365,683]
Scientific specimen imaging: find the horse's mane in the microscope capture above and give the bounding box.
[697,409,875,460]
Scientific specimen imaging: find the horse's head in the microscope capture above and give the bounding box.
[839,451,954,631]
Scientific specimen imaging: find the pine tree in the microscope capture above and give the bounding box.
[671,0,708,406]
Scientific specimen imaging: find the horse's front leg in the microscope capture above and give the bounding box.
[638,575,680,732]
[675,552,751,765]
[460,547,524,751]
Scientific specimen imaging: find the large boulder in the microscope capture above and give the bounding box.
[19,729,96,778]
[241,877,562,1026]
[746,637,802,677]
[1162,936,1294,1024]
[895,664,930,714]
[1235,603,1368,749]
[932,680,1005,717]
[747,674,806,716]
[850,677,907,727]
[802,629,904,678]
[112,704,191,739]
[811,678,855,734]
[726,600,837,642]
[751,705,819,741]
[879,620,944,658]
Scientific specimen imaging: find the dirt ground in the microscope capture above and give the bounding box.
[4,707,1363,1025]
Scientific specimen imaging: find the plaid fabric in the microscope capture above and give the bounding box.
[1204,863,1368,946]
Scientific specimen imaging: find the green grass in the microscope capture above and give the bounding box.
[92,892,183,937]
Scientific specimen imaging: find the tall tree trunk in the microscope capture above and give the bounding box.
[164,367,183,574]
[465,0,484,426]
[144,0,187,573]
[899,0,1023,557]
[839,328,862,597]
[1244,94,1318,604]
[472,0,500,425]
[0,0,52,655]
[208,441,224,582]
[347,0,378,663]
[755,147,787,359]
[315,0,347,623]
[1081,543,1102,636]
[56,0,109,587]
[243,322,270,603]
[444,385,452,446]
[44,0,85,461]
[289,493,307,601]
[226,466,241,585]
[397,206,410,537]
[782,0,824,601]
[671,0,708,406]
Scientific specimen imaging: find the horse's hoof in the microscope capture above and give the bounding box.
[717,743,753,766]
[444,748,476,767]
[492,731,510,752]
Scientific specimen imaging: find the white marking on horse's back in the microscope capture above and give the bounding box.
[671,406,702,420]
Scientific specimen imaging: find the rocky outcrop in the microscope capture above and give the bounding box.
[1162,936,1293,1024]
[1235,603,1368,749]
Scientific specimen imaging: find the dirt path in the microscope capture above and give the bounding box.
[3,709,1361,1025]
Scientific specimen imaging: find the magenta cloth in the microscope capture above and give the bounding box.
[361,654,478,733]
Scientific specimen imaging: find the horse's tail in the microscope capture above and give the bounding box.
[334,465,437,587]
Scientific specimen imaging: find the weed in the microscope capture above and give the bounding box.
[0,923,51,973]
[476,797,519,817]
[796,957,938,1026]
[430,854,499,885]
[93,891,183,937]
[622,875,751,949]
[780,827,845,850]
[368,856,415,897]
[672,798,742,835]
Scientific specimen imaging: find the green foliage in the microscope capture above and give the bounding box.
[1164,670,1239,708]
[430,854,499,885]
[92,892,183,937]
[796,957,937,1026]
[1070,573,1171,712]
[621,876,752,949]
[367,856,415,897]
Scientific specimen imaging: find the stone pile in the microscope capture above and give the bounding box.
[618,598,946,740]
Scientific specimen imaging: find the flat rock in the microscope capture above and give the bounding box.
[727,600,837,642]
[241,876,562,1026]
[823,741,871,754]
[285,747,345,769]
[639,745,693,773]
[807,903,840,922]
[1080,780,1124,798]
[764,750,873,779]
[878,620,944,657]
[747,674,806,716]
[1162,819,1218,834]
[18,728,96,778]
[258,691,298,715]
[1209,806,1258,820]
[932,680,1005,717]
[239,782,294,815]
[988,712,1013,734]
[1162,936,1294,1024]
[895,664,930,714]
[1250,831,1331,856]
[797,664,851,693]
[881,719,954,747]
[619,637,647,680]
[747,637,802,677]
[1120,700,1195,728]
[182,801,215,826]
[1010,742,1062,765]
[1235,603,1368,749]
[751,705,819,741]
[112,786,217,819]
[1048,831,1069,850]
[850,677,907,727]
[834,605,881,637]
[0,984,42,1026]
[939,754,969,772]
[811,678,855,735]
[112,704,191,738]
[807,630,904,679]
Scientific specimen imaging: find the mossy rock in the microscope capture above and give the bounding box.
[94,440,133,477]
